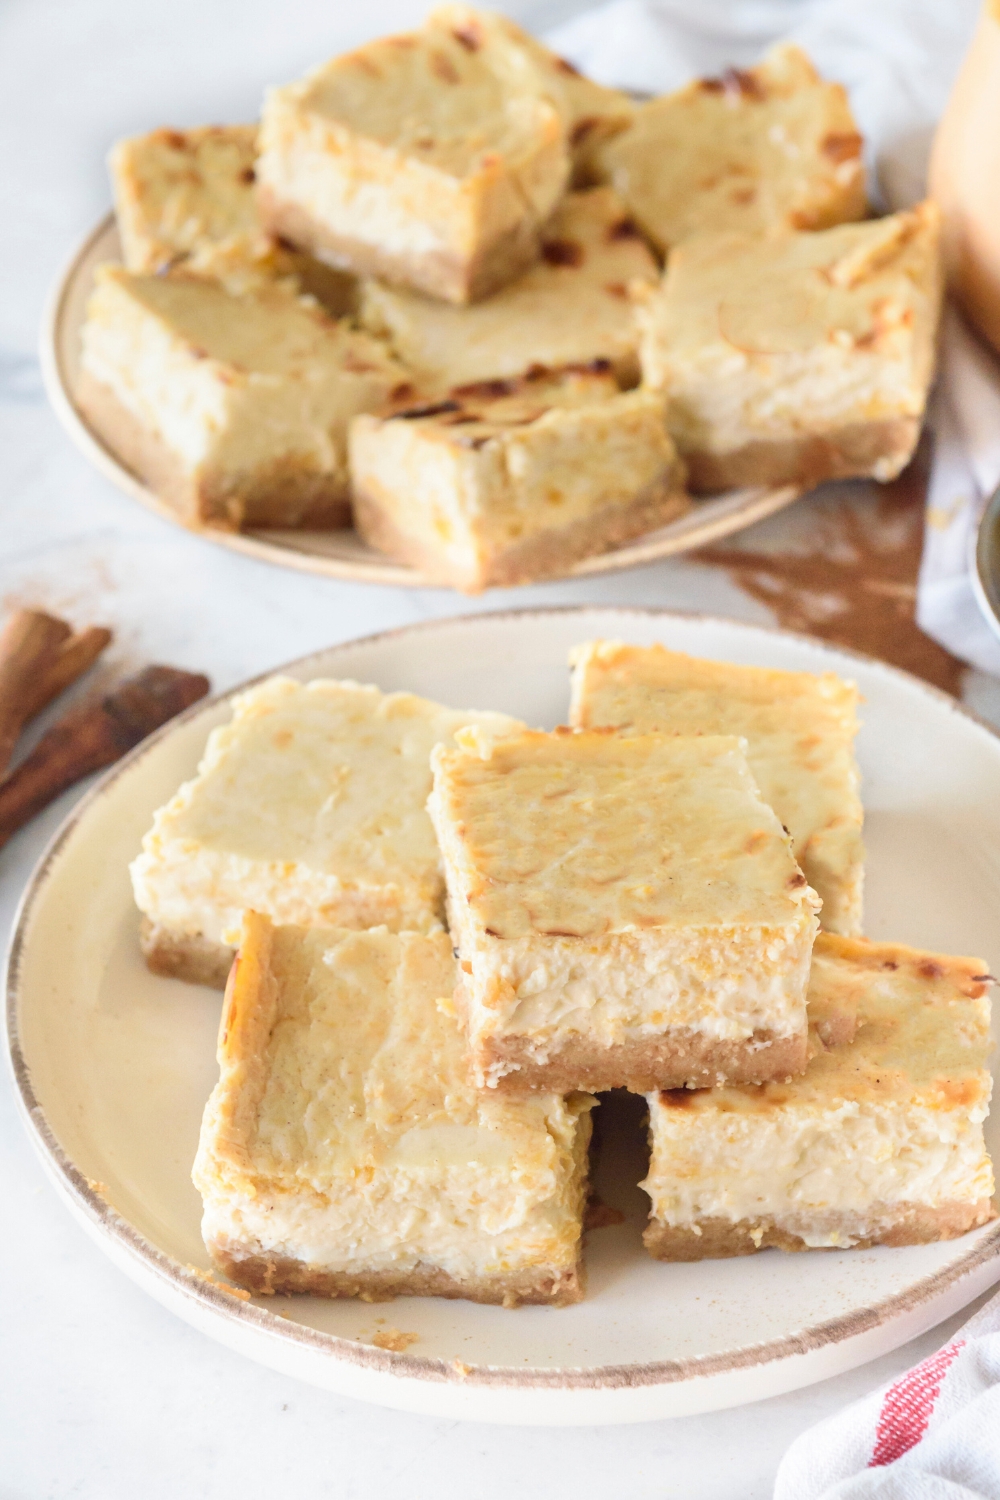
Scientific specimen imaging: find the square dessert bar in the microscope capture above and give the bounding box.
[429,728,820,1093]
[635,202,943,492]
[109,124,357,314]
[194,915,594,1305]
[591,44,866,255]
[569,641,864,936]
[359,187,659,393]
[79,265,408,530]
[349,368,688,592]
[256,17,570,304]
[131,676,522,988]
[643,934,996,1259]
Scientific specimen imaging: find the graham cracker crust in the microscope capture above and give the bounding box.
[643,1200,998,1261]
[480,1026,808,1094]
[259,185,542,305]
[684,417,920,494]
[352,478,690,593]
[140,917,235,990]
[209,1243,585,1307]
[77,369,352,530]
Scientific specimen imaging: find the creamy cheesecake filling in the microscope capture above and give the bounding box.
[132,841,441,944]
[200,1095,591,1280]
[451,917,815,1058]
[644,1097,993,1249]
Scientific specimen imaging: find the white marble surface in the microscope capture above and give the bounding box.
[3,2,1000,1495]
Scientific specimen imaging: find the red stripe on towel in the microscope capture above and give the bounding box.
[869,1340,965,1467]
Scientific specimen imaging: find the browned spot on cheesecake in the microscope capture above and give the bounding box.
[571,116,601,146]
[608,216,642,241]
[541,238,585,268]
[451,23,481,50]
[431,49,460,83]
[822,132,864,163]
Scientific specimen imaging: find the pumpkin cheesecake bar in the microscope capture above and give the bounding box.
[78,265,408,529]
[256,18,569,304]
[130,676,522,987]
[349,368,687,592]
[569,641,863,936]
[635,202,943,492]
[109,123,357,313]
[194,914,594,1305]
[591,44,866,255]
[358,187,659,393]
[643,934,995,1259]
[428,727,820,1093]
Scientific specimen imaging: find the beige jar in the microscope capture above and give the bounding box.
[930,0,1000,355]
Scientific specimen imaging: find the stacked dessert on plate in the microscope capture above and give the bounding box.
[131,643,996,1307]
[78,6,943,590]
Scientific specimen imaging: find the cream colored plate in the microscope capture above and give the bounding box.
[40,216,802,588]
[7,607,1000,1425]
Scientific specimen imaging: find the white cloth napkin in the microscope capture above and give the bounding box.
[773,1287,1000,1498]
[547,0,1000,671]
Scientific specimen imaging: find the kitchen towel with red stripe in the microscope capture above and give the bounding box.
[774,1286,1000,1498]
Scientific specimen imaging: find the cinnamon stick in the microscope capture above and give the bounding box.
[0,610,73,776]
[0,610,114,778]
[0,665,210,850]
[20,625,114,724]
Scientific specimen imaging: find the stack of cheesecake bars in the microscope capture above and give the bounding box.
[130,642,995,1307]
[79,5,943,591]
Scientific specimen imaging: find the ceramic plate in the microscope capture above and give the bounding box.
[7,607,1000,1426]
[40,216,803,589]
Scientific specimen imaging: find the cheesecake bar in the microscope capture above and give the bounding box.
[110,124,357,313]
[349,368,688,592]
[428,6,635,178]
[194,914,594,1305]
[359,187,659,393]
[635,203,943,492]
[569,641,863,936]
[78,265,409,529]
[643,934,996,1259]
[428,727,820,1092]
[130,676,522,987]
[591,44,866,255]
[256,19,569,304]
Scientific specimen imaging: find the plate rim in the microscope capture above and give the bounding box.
[39,211,804,590]
[7,603,1000,1394]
